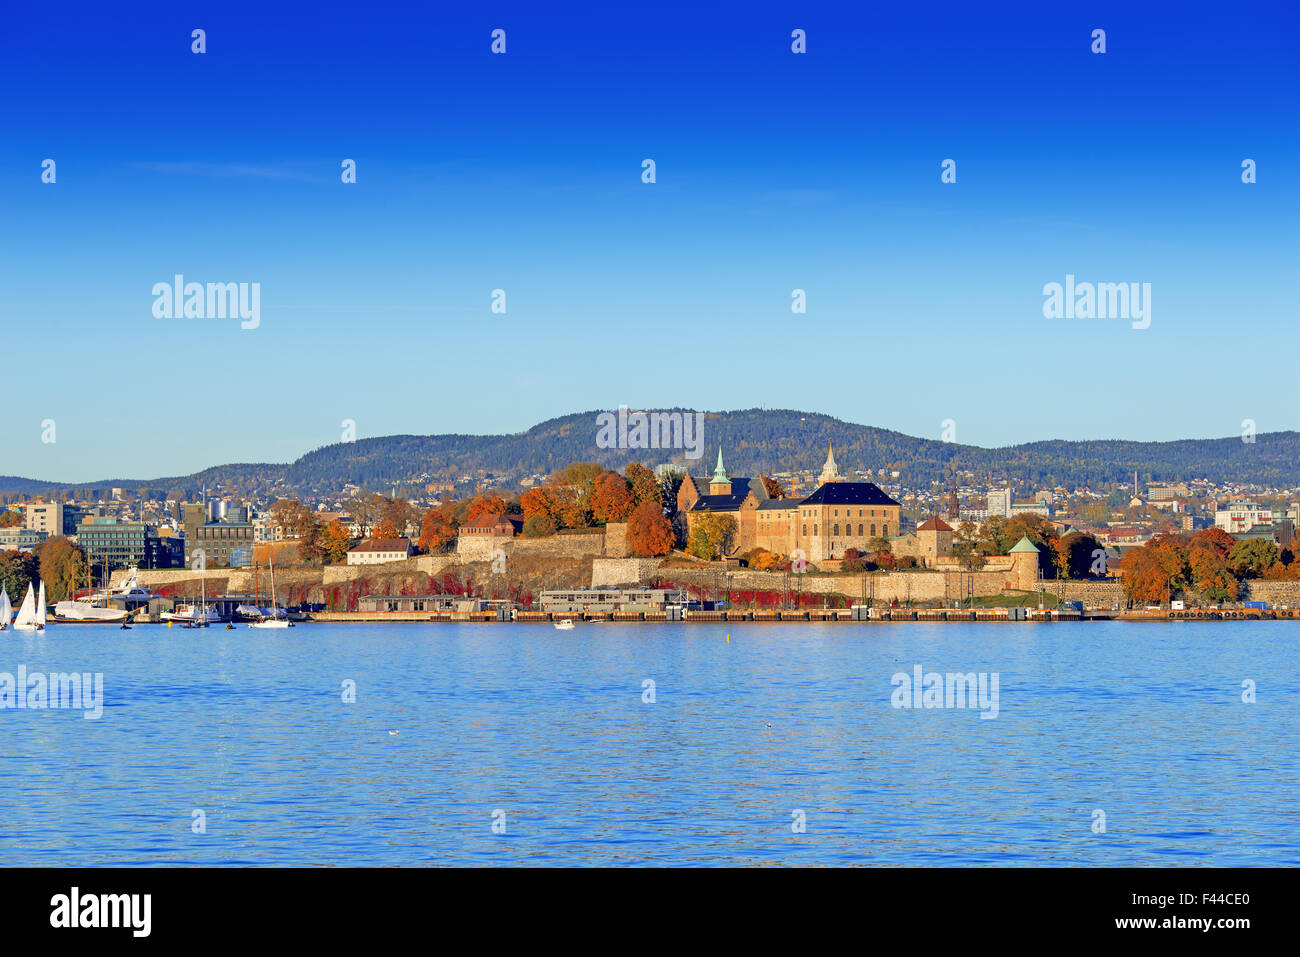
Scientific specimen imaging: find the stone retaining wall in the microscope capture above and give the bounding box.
[591,557,664,587]
[1243,581,1300,605]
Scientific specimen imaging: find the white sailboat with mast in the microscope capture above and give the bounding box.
[0,586,11,630]
[13,581,46,631]
[249,552,291,628]
[160,556,222,625]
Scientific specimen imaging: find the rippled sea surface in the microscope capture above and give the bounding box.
[1,621,1297,866]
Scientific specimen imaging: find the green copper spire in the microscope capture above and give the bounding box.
[712,447,729,483]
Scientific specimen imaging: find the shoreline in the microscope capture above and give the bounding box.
[71,609,1295,625]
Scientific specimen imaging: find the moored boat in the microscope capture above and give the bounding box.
[249,553,293,628]
[52,601,130,624]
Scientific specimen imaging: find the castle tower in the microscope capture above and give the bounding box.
[818,443,843,485]
[1009,536,1041,590]
[917,515,954,567]
[708,448,732,496]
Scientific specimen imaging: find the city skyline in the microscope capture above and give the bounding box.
[3,2,1296,480]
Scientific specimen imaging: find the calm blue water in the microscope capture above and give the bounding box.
[1,621,1296,866]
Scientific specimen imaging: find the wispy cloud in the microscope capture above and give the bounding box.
[133,161,319,182]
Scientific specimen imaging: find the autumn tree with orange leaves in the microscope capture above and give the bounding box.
[591,471,635,524]
[624,462,662,507]
[467,495,509,520]
[418,503,460,553]
[627,501,674,556]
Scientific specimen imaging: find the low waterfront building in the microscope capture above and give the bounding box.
[346,537,413,565]
[540,587,689,613]
[358,594,461,613]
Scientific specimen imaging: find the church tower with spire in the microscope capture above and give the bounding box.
[817,443,844,485]
[708,448,732,495]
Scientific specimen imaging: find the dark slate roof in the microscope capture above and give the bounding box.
[797,482,899,507]
[758,498,799,510]
[688,477,757,512]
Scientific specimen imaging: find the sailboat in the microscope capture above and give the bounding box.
[13,581,46,631]
[249,553,292,628]
[53,557,128,623]
[0,587,11,630]
[160,561,221,625]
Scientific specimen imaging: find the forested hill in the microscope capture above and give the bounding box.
[4,409,1299,498]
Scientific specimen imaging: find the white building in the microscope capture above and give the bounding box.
[346,538,414,565]
[1215,501,1270,534]
[986,488,1012,519]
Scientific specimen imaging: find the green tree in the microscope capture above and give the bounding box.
[0,550,39,603]
[1227,538,1277,579]
[687,514,735,561]
[522,513,557,538]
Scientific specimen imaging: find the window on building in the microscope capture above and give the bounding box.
[858,524,863,536]
[833,524,839,536]
[814,525,818,536]
[871,524,876,535]
[802,524,807,536]
[882,524,889,536]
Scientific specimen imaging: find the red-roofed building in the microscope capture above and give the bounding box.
[892,515,954,568]
[458,513,523,538]
[346,537,413,565]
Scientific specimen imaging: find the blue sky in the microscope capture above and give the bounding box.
[2,1,1296,482]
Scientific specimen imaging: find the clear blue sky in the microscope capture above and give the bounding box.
[2,1,1296,482]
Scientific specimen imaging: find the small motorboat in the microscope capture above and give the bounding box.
[553,619,575,630]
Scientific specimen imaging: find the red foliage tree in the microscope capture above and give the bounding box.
[591,471,635,524]
[627,501,675,556]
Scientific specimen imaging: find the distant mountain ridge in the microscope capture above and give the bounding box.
[4,409,1298,498]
